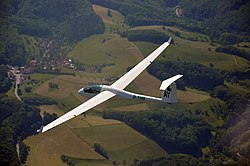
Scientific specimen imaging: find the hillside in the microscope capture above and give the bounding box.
[91,0,250,44]
[0,0,104,66]
[0,1,250,166]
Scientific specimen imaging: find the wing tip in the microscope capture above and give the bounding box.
[167,37,172,44]
[177,74,183,78]
[37,125,44,134]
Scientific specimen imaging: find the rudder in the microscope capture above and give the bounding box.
[160,74,182,103]
[161,82,177,103]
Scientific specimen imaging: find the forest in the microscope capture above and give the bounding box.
[209,93,250,165]
[22,96,57,106]
[127,30,170,44]
[0,66,12,93]
[215,45,250,60]
[0,93,57,166]
[135,155,205,166]
[148,61,224,91]
[0,95,41,166]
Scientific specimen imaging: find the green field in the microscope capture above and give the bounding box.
[6,84,15,98]
[225,81,250,95]
[25,105,167,166]
[68,34,138,78]
[34,75,86,100]
[73,123,167,163]
[148,96,224,127]
[92,5,128,34]
[131,25,249,70]
[19,73,56,97]
[134,41,248,70]
[236,42,250,52]
[24,124,103,166]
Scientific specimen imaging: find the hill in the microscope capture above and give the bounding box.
[91,0,250,44]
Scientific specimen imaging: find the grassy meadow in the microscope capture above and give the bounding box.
[21,35,41,60]
[24,124,103,166]
[73,123,167,162]
[68,34,138,78]
[132,26,249,70]
[92,5,128,34]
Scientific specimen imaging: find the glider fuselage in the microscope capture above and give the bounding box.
[78,85,162,102]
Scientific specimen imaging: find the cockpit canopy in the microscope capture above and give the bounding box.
[83,85,102,94]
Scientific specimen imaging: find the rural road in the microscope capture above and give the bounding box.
[10,70,22,101]
[11,70,22,160]
[233,55,241,68]
[16,144,20,161]
[14,72,22,101]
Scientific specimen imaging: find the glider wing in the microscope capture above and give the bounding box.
[38,91,115,133]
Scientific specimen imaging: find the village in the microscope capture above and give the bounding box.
[6,56,78,83]
[5,38,80,100]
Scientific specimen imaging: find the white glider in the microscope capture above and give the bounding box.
[38,37,183,133]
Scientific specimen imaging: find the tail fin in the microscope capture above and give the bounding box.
[161,82,177,103]
[160,74,183,103]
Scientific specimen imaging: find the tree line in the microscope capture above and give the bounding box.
[103,109,212,157]
[94,143,109,159]
[22,95,57,106]
[215,45,250,60]
[135,154,205,166]
[126,30,170,44]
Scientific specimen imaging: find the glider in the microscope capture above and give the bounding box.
[38,37,183,133]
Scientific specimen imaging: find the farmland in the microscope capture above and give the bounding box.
[73,123,167,162]
[92,4,128,34]
[24,124,103,166]
[20,3,249,166]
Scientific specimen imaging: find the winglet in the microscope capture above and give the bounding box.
[167,37,172,44]
[160,74,183,90]
[37,125,44,134]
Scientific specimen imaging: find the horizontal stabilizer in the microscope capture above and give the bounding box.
[160,74,183,91]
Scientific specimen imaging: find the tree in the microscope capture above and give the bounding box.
[122,160,127,166]
[211,85,233,101]
[107,9,112,17]
[25,86,32,93]
[19,142,30,164]
[94,143,109,159]
[0,66,12,93]
[112,160,118,166]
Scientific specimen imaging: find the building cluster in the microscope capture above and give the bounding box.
[6,58,77,85]
[6,65,26,85]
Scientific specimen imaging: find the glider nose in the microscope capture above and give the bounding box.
[78,88,83,94]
